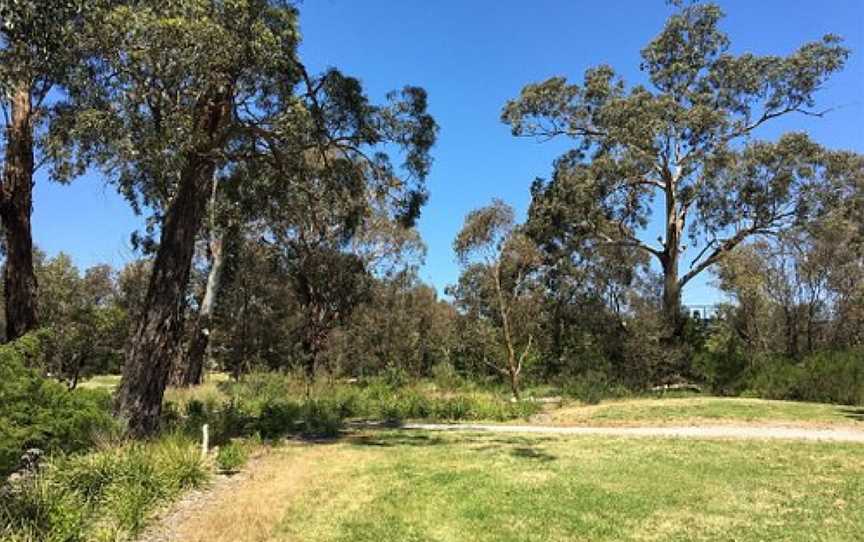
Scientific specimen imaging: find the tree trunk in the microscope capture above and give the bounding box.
[176,227,228,387]
[302,306,326,380]
[662,255,682,333]
[171,172,234,388]
[114,157,216,436]
[1,83,38,341]
[493,263,521,400]
[661,176,684,337]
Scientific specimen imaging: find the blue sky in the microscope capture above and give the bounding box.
[32,0,863,305]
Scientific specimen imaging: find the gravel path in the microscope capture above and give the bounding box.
[401,422,864,442]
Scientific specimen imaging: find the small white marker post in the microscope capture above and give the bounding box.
[201,423,210,460]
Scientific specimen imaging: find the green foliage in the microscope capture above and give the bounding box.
[215,440,250,473]
[743,350,864,405]
[0,434,208,541]
[169,372,542,441]
[430,362,463,391]
[561,370,612,405]
[0,336,117,477]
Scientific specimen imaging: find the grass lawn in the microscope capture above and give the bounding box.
[544,397,864,428]
[165,430,864,542]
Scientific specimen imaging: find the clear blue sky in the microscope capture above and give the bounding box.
[33,0,863,305]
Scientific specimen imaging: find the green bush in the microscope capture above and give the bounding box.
[430,362,463,391]
[0,335,118,477]
[300,400,344,436]
[215,440,249,473]
[561,370,610,405]
[256,399,301,439]
[742,350,864,405]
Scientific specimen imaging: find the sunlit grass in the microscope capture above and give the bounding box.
[78,373,122,391]
[166,430,864,542]
[545,397,864,427]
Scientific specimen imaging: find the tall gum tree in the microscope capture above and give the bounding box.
[55,1,435,434]
[258,73,437,378]
[53,0,303,436]
[0,0,93,340]
[503,2,860,335]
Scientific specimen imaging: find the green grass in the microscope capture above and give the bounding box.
[546,396,864,427]
[170,430,864,542]
[77,374,122,392]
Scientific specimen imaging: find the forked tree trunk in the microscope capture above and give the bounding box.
[115,91,230,436]
[171,173,234,388]
[1,83,38,341]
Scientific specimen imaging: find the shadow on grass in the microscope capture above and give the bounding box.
[348,432,447,448]
[345,430,558,462]
[838,407,864,422]
[510,446,557,462]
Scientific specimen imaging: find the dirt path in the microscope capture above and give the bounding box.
[138,444,332,542]
[401,422,864,442]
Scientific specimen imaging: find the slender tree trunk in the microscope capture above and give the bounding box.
[179,225,231,386]
[493,263,520,400]
[172,176,234,387]
[302,303,326,380]
[661,175,684,337]
[1,83,38,341]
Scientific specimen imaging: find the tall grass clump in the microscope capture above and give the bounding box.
[0,434,209,542]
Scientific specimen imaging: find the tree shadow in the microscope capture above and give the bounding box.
[510,446,557,462]
[344,430,558,462]
[837,408,864,422]
[347,432,447,448]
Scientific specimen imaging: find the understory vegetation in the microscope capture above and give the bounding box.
[1,1,863,540]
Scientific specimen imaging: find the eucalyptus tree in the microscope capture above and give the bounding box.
[452,200,541,399]
[503,1,858,335]
[0,0,97,340]
[51,0,303,434]
[255,69,436,379]
[53,1,434,432]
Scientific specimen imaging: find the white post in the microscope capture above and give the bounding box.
[201,423,209,460]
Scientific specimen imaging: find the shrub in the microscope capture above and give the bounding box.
[0,336,117,477]
[794,350,864,405]
[256,399,301,439]
[215,440,249,473]
[300,400,343,436]
[561,370,610,405]
[431,362,463,391]
[742,350,864,405]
